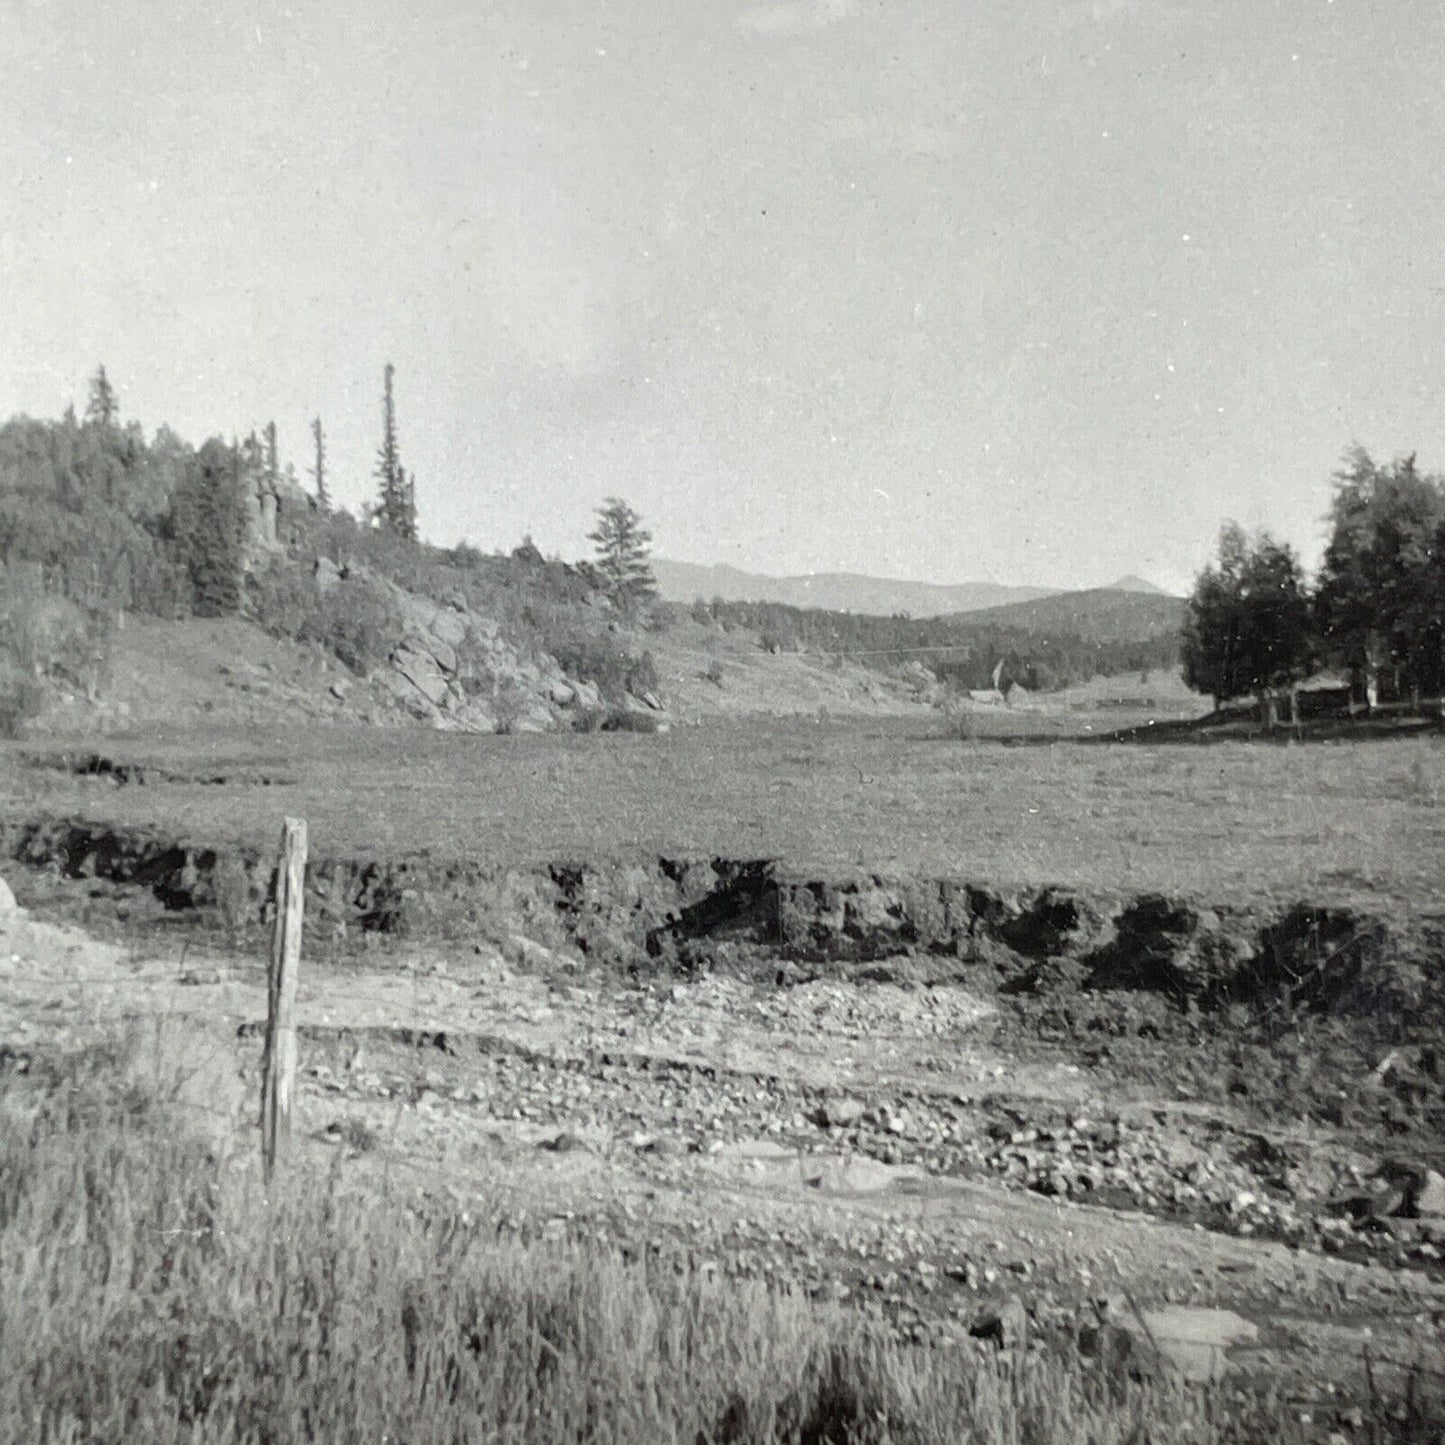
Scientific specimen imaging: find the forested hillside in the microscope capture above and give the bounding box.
[682,594,1182,693]
[0,376,660,735]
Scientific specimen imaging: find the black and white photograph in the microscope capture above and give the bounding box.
[2,0,1444,1440]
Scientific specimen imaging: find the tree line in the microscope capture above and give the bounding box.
[688,596,1179,692]
[1183,446,1445,720]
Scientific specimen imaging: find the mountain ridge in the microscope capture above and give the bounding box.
[653,560,1056,617]
[653,558,1171,618]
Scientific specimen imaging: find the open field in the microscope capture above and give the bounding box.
[4,716,1444,913]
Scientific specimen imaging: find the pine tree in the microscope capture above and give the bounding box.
[374,363,410,535]
[587,497,657,616]
[402,468,418,541]
[311,416,329,508]
[85,365,118,428]
[263,421,279,481]
[170,438,247,616]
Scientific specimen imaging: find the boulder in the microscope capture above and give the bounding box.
[1378,1161,1445,1219]
[0,875,17,918]
[377,668,443,722]
[1415,1169,1445,1218]
[573,681,604,711]
[511,704,555,734]
[431,608,468,649]
[391,644,451,707]
[1135,1306,1259,1384]
[424,635,458,675]
[313,556,343,592]
[970,1297,1029,1350]
[453,699,499,734]
[814,1096,865,1128]
[1083,1304,1257,1386]
[799,1154,922,1195]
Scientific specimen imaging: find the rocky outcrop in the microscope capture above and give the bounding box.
[369,577,611,734]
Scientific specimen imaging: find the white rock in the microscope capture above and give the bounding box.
[1136,1306,1259,1384]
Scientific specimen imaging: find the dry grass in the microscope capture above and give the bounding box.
[5,718,1444,913]
[0,1029,1329,1445]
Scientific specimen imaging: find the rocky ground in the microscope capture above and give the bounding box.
[3,880,1443,1436]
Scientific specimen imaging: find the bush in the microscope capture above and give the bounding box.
[940,700,978,740]
[0,568,114,731]
[535,622,658,704]
[0,665,47,738]
[599,707,659,733]
[248,562,404,675]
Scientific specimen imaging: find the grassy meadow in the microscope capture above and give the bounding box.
[4,716,1444,913]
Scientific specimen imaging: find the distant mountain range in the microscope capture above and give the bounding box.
[653,558,1168,619]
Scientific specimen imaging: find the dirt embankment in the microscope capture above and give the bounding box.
[0,813,1420,1019]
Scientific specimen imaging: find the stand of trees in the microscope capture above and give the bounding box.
[1184,447,1445,717]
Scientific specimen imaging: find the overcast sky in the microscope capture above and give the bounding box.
[4,0,1442,592]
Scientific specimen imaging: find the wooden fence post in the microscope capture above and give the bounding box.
[261,817,307,1182]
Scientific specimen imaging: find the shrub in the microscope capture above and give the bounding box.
[600,707,659,733]
[535,623,657,704]
[0,665,47,738]
[941,700,978,740]
[248,562,404,675]
[0,567,114,731]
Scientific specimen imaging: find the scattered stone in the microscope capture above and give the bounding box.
[970,1296,1029,1350]
[178,967,222,986]
[814,1096,865,1128]
[1378,1162,1445,1219]
[0,876,19,918]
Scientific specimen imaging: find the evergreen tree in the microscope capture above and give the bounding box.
[311,416,329,508]
[1315,446,1445,703]
[263,421,279,481]
[587,497,657,615]
[374,363,412,535]
[1182,522,1313,723]
[169,438,247,616]
[402,468,418,541]
[85,365,118,428]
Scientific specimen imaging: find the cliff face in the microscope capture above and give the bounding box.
[242,470,317,569]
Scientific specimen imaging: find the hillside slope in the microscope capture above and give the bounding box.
[948,587,1184,643]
